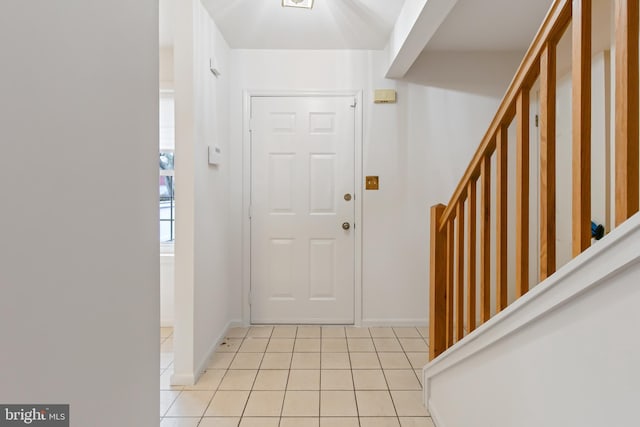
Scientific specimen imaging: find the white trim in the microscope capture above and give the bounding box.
[427,397,446,427]
[361,319,428,327]
[170,319,243,386]
[241,90,364,326]
[424,212,640,384]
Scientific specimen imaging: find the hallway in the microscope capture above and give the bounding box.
[160,326,434,426]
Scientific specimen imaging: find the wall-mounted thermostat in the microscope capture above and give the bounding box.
[208,145,222,165]
[374,89,397,104]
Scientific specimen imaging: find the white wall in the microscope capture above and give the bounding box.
[173,0,233,384]
[228,48,516,325]
[0,1,159,426]
[425,214,640,427]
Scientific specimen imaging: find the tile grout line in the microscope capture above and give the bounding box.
[278,325,296,427]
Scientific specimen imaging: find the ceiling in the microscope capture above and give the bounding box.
[425,0,554,52]
[201,0,406,49]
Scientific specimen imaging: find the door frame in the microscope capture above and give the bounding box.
[241,90,364,326]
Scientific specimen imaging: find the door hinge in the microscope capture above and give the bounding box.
[535,114,539,128]
[248,205,252,219]
[350,99,357,108]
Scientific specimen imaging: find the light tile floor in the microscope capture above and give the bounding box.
[160,326,435,427]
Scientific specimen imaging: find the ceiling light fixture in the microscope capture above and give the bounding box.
[282,0,314,9]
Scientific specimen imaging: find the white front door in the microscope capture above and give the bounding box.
[250,96,356,324]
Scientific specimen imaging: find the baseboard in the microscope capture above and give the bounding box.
[160,319,174,328]
[193,319,243,381]
[171,319,243,386]
[427,398,446,427]
[361,318,428,327]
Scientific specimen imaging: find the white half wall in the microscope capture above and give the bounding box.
[173,0,233,384]
[0,1,159,426]
[425,213,640,427]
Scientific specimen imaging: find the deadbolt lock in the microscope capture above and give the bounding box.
[344,193,352,201]
[342,222,351,231]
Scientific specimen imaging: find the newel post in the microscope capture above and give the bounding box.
[429,204,447,361]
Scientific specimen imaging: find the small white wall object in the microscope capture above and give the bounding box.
[208,145,222,165]
[209,58,221,77]
[374,89,397,103]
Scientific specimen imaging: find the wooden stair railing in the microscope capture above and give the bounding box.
[429,0,639,361]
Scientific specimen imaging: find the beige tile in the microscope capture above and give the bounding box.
[291,353,320,369]
[378,353,412,370]
[360,417,401,427]
[239,418,280,427]
[208,352,235,369]
[294,338,321,352]
[321,338,348,352]
[280,417,320,427]
[373,338,402,352]
[218,370,258,390]
[161,353,174,370]
[369,327,396,337]
[261,353,292,370]
[282,390,320,416]
[345,327,370,338]
[272,325,298,338]
[226,327,249,338]
[266,338,295,353]
[160,369,184,391]
[165,390,214,417]
[204,390,250,417]
[185,369,225,390]
[243,390,285,416]
[352,370,388,390]
[321,326,345,337]
[405,353,429,369]
[198,418,240,427]
[253,370,289,390]
[384,370,421,390]
[161,327,174,338]
[414,370,423,386]
[393,327,421,338]
[321,353,350,369]
[287,369,320,390]
[321,369,353,390]
[391,391,429,416]
[218,338,243,353]
[416,327,429,338]
[239,338,269,353]
[161,337,174,353]
[160,390,180,416]
[347,338,376,352]
[297,326,321,338]
[399,417,436,427]
[399,338,428,353]
[230,353,264,370]
[247,326,274,338]
[160,417,201,427]
[350,353,381,369]
[320,390,357,416]
[355,391,397,417]
[320,417,359,427]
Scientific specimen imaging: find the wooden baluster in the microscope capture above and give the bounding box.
[429,204,447,360]
[615,0,640,226]
[496,126,508,312]
[516,90,530,297]
[540,43,557,280]
[572,0,592,256]
[480,155,491,323]
[466,180,477,333]
[446,218,455,347]
[456,201,465,341]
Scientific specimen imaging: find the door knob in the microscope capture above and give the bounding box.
[342,222,351,230]
[344,193,352,201]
